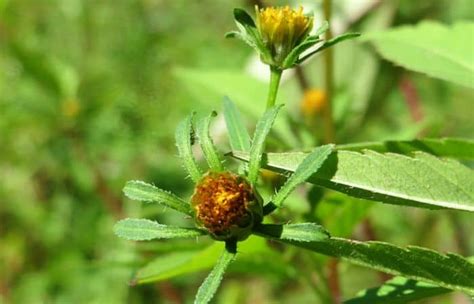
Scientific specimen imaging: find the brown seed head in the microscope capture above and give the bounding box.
[192,172,256,237]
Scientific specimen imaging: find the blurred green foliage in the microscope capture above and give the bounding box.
[0,0,472,303]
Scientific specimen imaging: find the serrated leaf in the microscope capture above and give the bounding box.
[253,223,330,242]
[247,105,283,185]
[223,97,251,152]
[272,144,333,207]
[255,228,474,293]
[114,219,204,241]
[364,21,474,88]
[123,180,192,215]
[298,32,361,64]
[194,245,236,304]
[175,114,202,183]
[232,150,474,212]
[337,138,474,160]
[195,111,224,172]
[344,276,449,304]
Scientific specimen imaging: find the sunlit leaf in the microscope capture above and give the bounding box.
[195,111,224,171]
[233,150,474,212]
[223,97,251,152]
[123,180,193,215]
[175,114,203,183]
[364,21,474,88]
[114,219,204,241]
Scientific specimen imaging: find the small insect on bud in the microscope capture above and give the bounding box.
[192,172,263,241]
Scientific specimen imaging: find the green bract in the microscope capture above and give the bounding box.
[226,7,360,70]
[114,100,334,303]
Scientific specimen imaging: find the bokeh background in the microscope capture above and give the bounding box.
[1,0,473,303]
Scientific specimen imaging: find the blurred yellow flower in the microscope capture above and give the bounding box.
[301,89,326,117]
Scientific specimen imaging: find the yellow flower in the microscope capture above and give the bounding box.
[256,6,313,65]
[301,89,326,117]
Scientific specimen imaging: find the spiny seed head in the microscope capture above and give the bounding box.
[191,172,262,241]
[256,5,313,65]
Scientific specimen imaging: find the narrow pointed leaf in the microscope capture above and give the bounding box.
[196,111,224,171]
[337,138,474,160]
[233,150,474,212]
[123,180,193,215]
[195,246,236,304]
[255,227,474,294]
[314,21,330,37]
[233,8,256,28]
[175,114,202,183]
[253,223,330,242]
[282,36,322,68]
[272,144,333,207]
[344,276,450,304]
[114,219,204,241]
[247,105,283,185]
[297,32,361,64]
[223,97,251,152]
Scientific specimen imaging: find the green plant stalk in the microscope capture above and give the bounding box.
[323,0,336,143]
[266,66,283,109]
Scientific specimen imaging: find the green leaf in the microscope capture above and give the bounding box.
[253,223,330,242]
[298,32,361,64]
[232,150,474,212]
[282,36,321,68]
[194,244,236,304]
[364,21,474,88]
[123,180,193,215]
[195,111,224,172]
[175,114,203,183]
[272,144,333,208]
[314,21,330,37]
[114,219,204,241]
[133,236,293,284]
[223,97,251,152]
[344,276,450,304]
[337,138,474,160]
[255,230,474,294]
[233,8,256,28]
[247,105,283,185]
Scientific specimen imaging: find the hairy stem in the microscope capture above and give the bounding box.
[266,66,282,110]
[323,0,335,143]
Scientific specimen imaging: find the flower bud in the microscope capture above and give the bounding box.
[256,6,313,66]
[191,172,263,241]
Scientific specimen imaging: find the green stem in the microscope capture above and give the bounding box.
[323,0,336,143]
[266,66,282,109]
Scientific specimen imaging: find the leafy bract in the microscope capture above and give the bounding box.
[175,114,202,183]
[233,150,474,212]
[337,138,474,160]
[255,226,474,294]
[253,223,330,242]
[195,245,235,304]
[272,144,333,207]
[364,21,474,88]
[114,219,204,241]
[247,104,283,185]
[344,276,449,304]
[123,180,193,215]
[223,97,251,152]
[195,112,224,171]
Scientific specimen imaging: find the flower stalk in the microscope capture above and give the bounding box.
[266,67,282,109]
